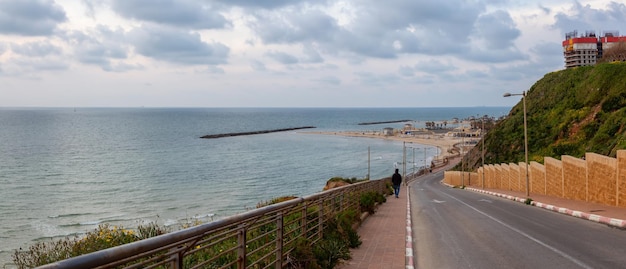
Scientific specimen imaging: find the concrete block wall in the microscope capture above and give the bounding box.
[501,164,510,190]
[619,151,626,207]
[586,153,617,205]
[530,161,546,195]
[444,171,478,186]
[562,155,587,201]
[519,162,529,194]
[477,167,484,187]
[495,164,502,189]
[509,163,520,192]
[443,150,626,208]
[545,157,563,197]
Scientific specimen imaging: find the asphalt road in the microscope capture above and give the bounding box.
[409,171,626,269]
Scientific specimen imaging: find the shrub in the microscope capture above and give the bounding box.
[336,210,362,248]
[313,238,350,269]
[359,192,376,214]
[359,191,386,214]
[12,223,169,269]
[256,195,299,208]
[287,238,321,269]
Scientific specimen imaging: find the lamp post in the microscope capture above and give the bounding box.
[412,147,416,177]
[403,142,407,185]
[481,115,485,189]
[504,91,529,197]
[461,128,465,186]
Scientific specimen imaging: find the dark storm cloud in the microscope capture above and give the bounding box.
[111,0,230,29]
[553,1,626,35]
[128,26,229,65]
[0,0,66,36]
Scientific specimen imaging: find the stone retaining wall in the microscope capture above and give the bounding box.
[443,149,626,208]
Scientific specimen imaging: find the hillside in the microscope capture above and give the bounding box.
[461,62,626,172]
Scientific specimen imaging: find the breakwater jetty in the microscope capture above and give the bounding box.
[200,126,316,139]
[358,120,411,125]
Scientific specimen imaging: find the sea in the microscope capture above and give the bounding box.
[0,107,510,267]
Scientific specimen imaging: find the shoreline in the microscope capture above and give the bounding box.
[303,131,464,159]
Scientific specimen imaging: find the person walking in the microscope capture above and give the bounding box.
[391,168,402,198]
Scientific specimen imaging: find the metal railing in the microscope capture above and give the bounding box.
[38,178,391,269]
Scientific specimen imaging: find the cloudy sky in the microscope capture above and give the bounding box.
[1,0,625,107]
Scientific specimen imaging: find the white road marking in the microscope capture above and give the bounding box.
[440,191,594,269]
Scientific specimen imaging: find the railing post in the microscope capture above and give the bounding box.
[340,193,344,211]
[169,247,183,269]
[318,200,324,241]
[276,213,283,269]
[301,205,308,239]
[238,224,247,269]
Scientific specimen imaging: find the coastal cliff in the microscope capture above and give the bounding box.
[462,62,626,171]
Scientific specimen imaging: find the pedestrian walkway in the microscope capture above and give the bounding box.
[337,187,409,269]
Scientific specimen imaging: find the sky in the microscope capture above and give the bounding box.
[1,0,625,107]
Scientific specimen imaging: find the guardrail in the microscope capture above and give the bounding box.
[38,178,391,269]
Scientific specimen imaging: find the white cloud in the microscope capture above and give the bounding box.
[0,0,624,107]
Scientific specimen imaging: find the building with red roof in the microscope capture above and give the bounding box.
[562,30,626,68]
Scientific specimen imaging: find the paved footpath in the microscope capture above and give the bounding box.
[338,187,410,269]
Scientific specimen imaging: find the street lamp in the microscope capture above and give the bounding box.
[481,115,485,189]
[503,91,529,197]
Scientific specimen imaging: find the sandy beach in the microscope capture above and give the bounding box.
[304,131,467,159]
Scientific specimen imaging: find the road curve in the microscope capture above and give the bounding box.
[409,171,626,269]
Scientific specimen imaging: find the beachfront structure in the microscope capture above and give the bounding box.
[383,127,394,136]
[562,30,626,68]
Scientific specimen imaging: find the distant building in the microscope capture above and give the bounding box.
[383,127,394,136]
[562,30,626,68]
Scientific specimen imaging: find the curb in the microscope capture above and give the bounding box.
[466,187,626,229]
[406,186,414,269]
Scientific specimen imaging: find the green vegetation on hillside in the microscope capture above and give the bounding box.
[462,62,626,171]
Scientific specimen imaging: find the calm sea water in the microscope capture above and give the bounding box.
[0,107,509,266]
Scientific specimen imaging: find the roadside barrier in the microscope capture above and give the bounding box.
[38,178,390,269]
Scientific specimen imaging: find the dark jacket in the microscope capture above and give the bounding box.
[392,172,402,186]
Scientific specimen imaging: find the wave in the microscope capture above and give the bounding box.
[48,212,93,219]
[32,233,82,241]
[192,213,215,219]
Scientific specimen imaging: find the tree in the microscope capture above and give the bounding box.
[599,40,626,63]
